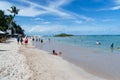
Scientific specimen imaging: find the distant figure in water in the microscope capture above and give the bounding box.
[41,39,43,44]
[96,40,101,45]
[111,43,114,49]
[52,50,62,56]
[110,43,114,52]
[32,37,34,41]
[48,38,50,43]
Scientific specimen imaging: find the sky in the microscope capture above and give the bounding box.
[0,0,120,35]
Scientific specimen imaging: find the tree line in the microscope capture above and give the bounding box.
[0,6,24,35]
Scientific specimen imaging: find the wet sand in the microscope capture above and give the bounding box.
[19,39,100,80]
[33,40,120,80]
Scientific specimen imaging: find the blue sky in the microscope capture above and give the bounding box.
[0,0,120,35]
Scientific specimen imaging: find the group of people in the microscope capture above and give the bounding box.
[96,40,115,52]
[52,50,62,56]
[32,37,44,44]
[32,36,62,56]
[17,36,28,47]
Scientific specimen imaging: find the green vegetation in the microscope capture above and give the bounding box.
[0,6,24,35]
[54,33,74,37]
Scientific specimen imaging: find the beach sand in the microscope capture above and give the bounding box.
[33,39,120,80]
[0,38,31,80]
[19,39,91,80]
[0,38,102,80]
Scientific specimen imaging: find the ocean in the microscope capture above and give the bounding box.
[32,35,120,80]
[47,35,120,54]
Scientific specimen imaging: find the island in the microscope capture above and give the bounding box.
[54,33,74,37]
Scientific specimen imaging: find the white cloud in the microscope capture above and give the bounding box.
[98,0,120,11]
[114,0,120,4]
[34,18,43,21]
[0,0,94,22]
[17,0,93,22]
[18,6,48,17]
[110,5,120,10]
[48,0,72,8]
[74,20,83,24]
[19,0,70,17]
[0,1,12,14]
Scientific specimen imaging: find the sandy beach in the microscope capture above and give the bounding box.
[0,38,106,80]
[33,38,120,80]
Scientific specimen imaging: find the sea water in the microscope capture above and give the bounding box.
[48,35,120,54]
[32,35,120,80]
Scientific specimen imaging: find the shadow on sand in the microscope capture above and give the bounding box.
[0,50,8,52]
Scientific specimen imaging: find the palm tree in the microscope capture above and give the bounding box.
[7,6,19,35]
[7,6,19,18]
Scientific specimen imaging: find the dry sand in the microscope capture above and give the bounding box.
[0,38,107,80]
[0,38,31,80]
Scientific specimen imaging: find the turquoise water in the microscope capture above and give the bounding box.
[47,35,120,54]
[33,35,120,80]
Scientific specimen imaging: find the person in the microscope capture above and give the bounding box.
[20,37,23,45]
[32,37,35,41]
[52,50,62,56]
[39,38,40,41]
[17,36,20,44]
[24,37,28,47]
[96,40,101,45]
[110,43,114,52]
[41,39,43,44]
[48,38,50,43]
[110,43,114,49]
[36,38,38,41]
[52,50,58,55]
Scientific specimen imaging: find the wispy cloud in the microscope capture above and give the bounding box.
[110,5,120,10]
[98,0,120,11]
[24,24,120,35]
[18,0,70,17]
[15,0,94,22]
[0,1,12,14]
[34,18,43,21]
[102,19,114,22]
[114,0,120,4]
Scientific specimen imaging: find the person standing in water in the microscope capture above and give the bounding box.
[110,43,114,52]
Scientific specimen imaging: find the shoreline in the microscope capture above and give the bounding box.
[0,38,113,80]
[32,39,120,80]
[19,39,97,80]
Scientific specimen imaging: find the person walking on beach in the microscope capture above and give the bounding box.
[17,36,20,44]
[24,37,28,47]
[32,37,35,41]
[20,37,23,45]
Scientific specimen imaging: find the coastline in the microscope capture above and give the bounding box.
[1,38,106,80]
[20,38,106,80]
[33,39,120,80]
